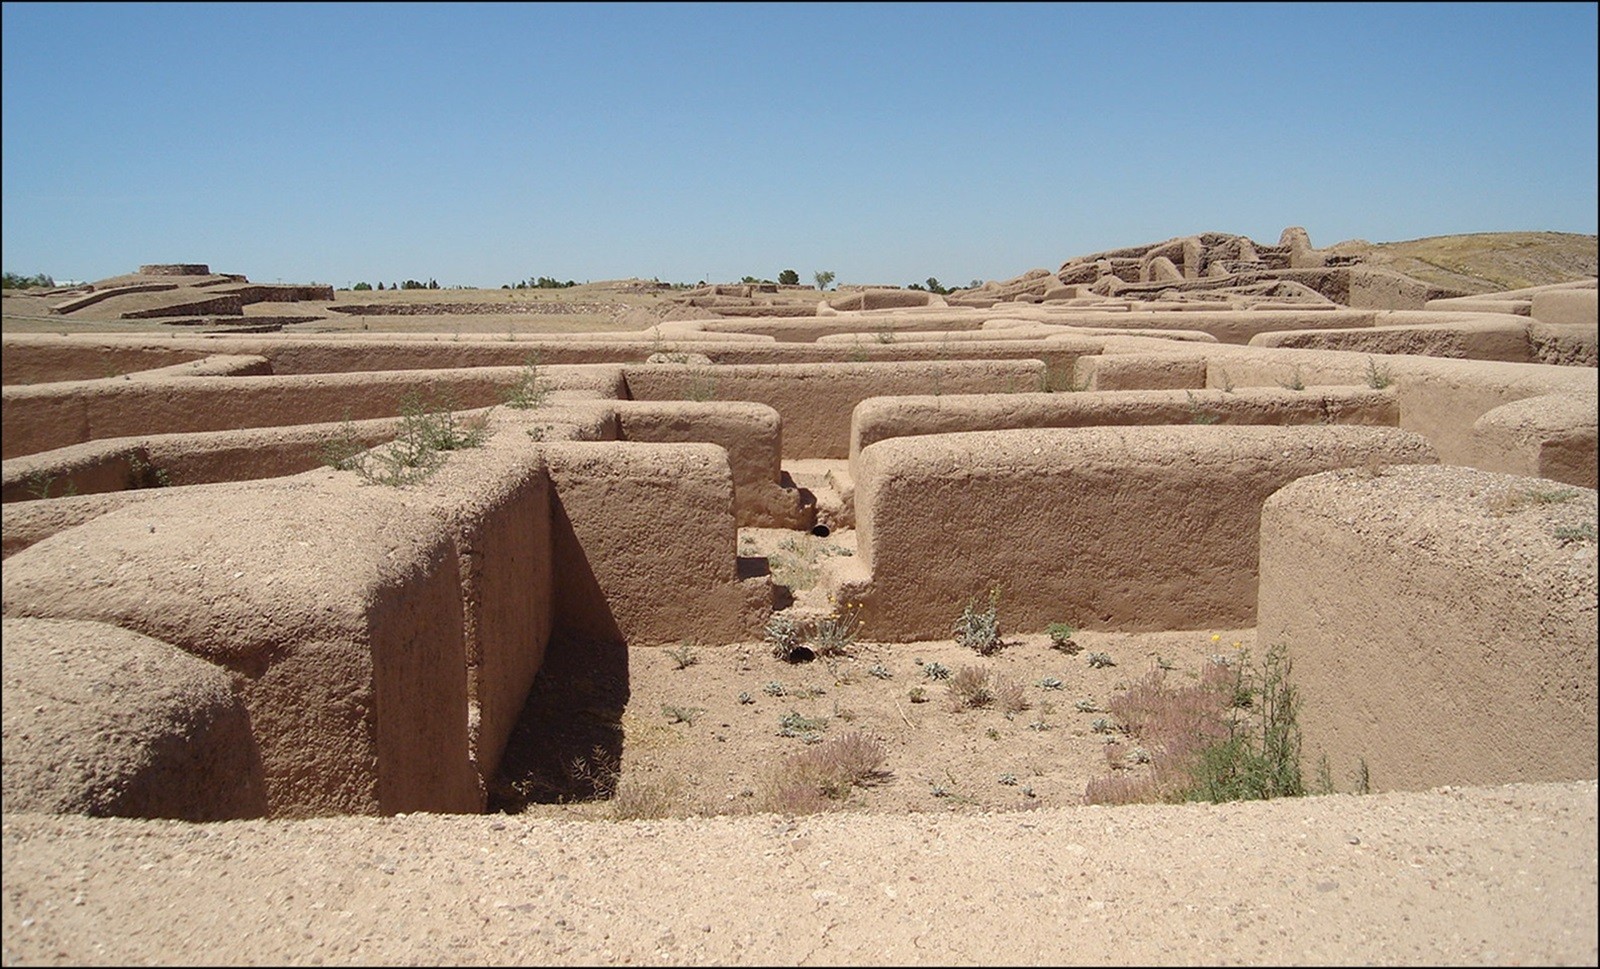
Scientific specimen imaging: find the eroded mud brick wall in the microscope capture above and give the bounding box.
[0,480,482,818]
[850,424,1439,640]
[1471,392,1599,489]
[611,400,811,529]
[1257,465,1598,792]
[848,387,1401,468]
[2,616,269,820]
[544,441,770,647]
[623,360,1047,459]
[0,364,629,459]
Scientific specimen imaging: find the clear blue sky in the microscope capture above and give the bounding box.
[3,1,1596,289]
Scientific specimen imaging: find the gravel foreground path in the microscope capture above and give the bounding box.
[3,780,1595,967]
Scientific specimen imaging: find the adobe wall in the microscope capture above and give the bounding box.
[408,418,555,792]
[845,424,1438,641]
[1,616,268,820]
[1249,314,1540,362]
[46,283,178,315]
[1075,352,1209,390]
[1527,321,1598,367]
[1531,288,1598,326]
[610,400,811,529]
[0,477,482,818]
[1257,465,1597,792]
[622,360,1048,459]
[689,314,982,342]
[1169,341,1598,468]
[848,387,1400,469]
[2,490,162,559]
[0,342,215,385]
[0,364,628,459]
[543,442,771,647]
[0,417,406,502]
[0,331,1101,380]
[1471,393,1599,489]
[1037,308,1379,344]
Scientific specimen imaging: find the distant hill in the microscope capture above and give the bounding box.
[1326,232,1598,294]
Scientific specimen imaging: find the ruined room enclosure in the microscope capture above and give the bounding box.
[2,276,1595,823]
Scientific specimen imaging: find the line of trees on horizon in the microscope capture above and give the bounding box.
[2,271,57,289]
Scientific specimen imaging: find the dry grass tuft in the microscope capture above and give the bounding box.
[761,731,889,814]
[1085,660,1238,804]
[994,673,1030,715]
[948,665,995,709]
[612,772,689,820]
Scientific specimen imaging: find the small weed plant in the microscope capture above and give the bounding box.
[808,602,863,657]
[761,731,888,814]
[954,589,1004,655]
[778,710,828,742]
[1553,521,1597,546]
[764,614,809,662]
[765,604,862,662]
[24,472,76,500]
[126,451,170,489]
[1365,357,1394,390]
[502,355,551,409]
[661,704,705,725]
[326,391,488,487]
[1046,622,1080,654]
[664,641,699,670]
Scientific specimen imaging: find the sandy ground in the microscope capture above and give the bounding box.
[2,780,1595,966]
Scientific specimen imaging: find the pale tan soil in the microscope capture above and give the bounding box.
[3,781,1595,966]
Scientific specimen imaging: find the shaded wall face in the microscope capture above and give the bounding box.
[410,440,556,798]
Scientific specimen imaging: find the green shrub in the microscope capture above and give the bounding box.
[502,355,551,410]
[327,391,487,487]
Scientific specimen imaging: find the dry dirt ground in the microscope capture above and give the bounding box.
[3,782,1595,966]
[492,526,1269,821]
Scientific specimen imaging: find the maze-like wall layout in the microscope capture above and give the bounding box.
[3,234,1595,819]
